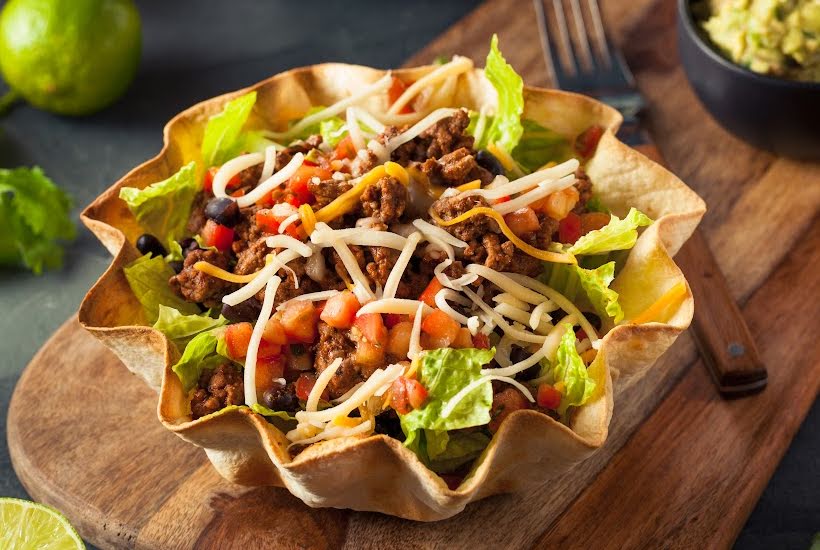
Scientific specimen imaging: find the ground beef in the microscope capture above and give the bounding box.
[186,192,208,235]
[238,163,263,188]
[169,248,235,308]
[313,322,358,398]
[234,237,268,275]
[366,246,399,286]
[573,169,593,213]
[508,251,543,277]
[350,148,379,177]
[464,233,515,272]
[276,135,323,170]
[387,110,475,165]
[419,147,494,187]
[273,256,323,306]
[535,213,559,249]
[360,176,407,224]
[308,177,353,208]
[330,245,366,284]
[392,257,431,300]
[430,194,494,242]
[190,364,244,419]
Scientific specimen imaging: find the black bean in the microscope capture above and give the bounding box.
[262,384,299,412]
[221,298,263,322]
[374,410,405,441]
[476,149,506,176]
[179,237,199,259]
[169,260,184,274]
[205,197,240,227]
[136,234,167,257]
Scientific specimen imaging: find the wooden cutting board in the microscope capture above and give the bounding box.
[8,1,820,548]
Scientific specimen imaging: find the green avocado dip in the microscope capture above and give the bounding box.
[699,0,820,82]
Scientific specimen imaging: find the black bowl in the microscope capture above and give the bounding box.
[677,0,820,160]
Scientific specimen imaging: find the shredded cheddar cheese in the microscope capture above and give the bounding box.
[332,415,363,428]
[455,179,481,192]
[194,261,259,283]
[298,204,316,235]
[631,282,688,324]
[430,207,576,264]
[314,162,409,224]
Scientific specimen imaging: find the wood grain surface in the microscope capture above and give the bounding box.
[8,0,820,549]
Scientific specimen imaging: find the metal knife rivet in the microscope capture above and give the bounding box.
[728,343,745,357]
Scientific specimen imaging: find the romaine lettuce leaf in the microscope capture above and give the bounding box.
[153,305,227,348]
[428,431,491,473]
[575,261,623,324]
[478,34,524,153]
[400,348,495,460]
[171,331,225,392]
[0,167,76,274]
[568,208,653,256]
[119,162,198,248]
[201,91,257,167]
[553,324,596,415]
[123,254,200,323]
[511,119,573,172]
[289,105,375,148]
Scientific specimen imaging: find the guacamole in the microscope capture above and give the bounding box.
[700,0,820,81]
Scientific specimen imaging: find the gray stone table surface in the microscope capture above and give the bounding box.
[0,1,816,549]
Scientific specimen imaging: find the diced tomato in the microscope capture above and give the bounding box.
[387,321,414,358]
[574,125,604,159]
[489,388,530,433]
[575,328,588,342]
[384,313,406,329]
[295,373,329,402]
[255,356,285,395]
[280,301,318,343]
[355,339,385,367]
[537,383,562,410]
[421,332,451,350]
[225,322,253,359]
[262,318,288,346]
[320,290,361,329]
[230,188,245,198]
[288,164,330,202]
[418,278,444,308]
[580,211,611,236]
[255,210,280,233]
[256,339,282,360]
[452,328,473,349]
[472,332,490,349]
[503,207,540,237]
[494,195,511,204]
[558,211,582,244]
[421,309,460,348]
[387,76,413,114]
[200,220,234,251]
[390,376,427,414]
[353,313,388,345]
[332,135,357,161]
[203,166,241,194]
[532,186,579,221]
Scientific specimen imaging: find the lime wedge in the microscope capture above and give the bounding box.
[0,498,84,550]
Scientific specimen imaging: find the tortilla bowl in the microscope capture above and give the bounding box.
[79,62,705,521]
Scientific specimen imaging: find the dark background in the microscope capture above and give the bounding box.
[0,1,816,548]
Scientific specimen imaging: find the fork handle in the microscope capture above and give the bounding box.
[634,143,767,395]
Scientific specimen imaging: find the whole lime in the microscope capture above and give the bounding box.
[0,0,141,116]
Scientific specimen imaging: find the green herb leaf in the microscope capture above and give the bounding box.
[0,167,75,274]
[568,208,653,256]
[153,305,228,348]
[123,254,200,323]
[119,162,199,248]
[201,92,257,167]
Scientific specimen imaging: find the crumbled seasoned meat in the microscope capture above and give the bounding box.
[274,256,323,306]
[535,213,559,249]
[360,176,407,224]
[366,246,399,286]
[468,233,516,272]
[573,169,593,214]
[186,192,208,235]
[430,194,494,242]
[232,207,264,255]
[169,248,235,308]
[331,245,366,284]
[190,364,244,419]
[276,135,323,170]
[508,251,543,277]
[221,297,263,323]
[351,148,379,177]
[238,163,263,188]
[308,177,353,208]
[313,322,358,398]
[234,238,268,275]
[389,110,475,164]
[393,257,432,300]
[419,147,494,187]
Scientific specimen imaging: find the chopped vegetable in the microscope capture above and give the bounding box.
[419,278,445,308]
[476,34,524,153]
[153,305,227,348]
[536,383,562,410]
[201,92,257,167]
[200,219,234,251]
[171,331,223,392]
[280,301,318,343]
[503,207,539,237]
[387,321,414,358]
[557,211,582,244]
[321,290,361,329]
[574,261,624,324]
[225,322,253,359]
[421,309,460,348]
[123,254,200,323]
[387,77,413,114]
[568,208,653,256]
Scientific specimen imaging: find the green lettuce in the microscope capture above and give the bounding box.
[201,91,257,167]
[548,324,596,416]
[171,331,224,392]
[123,254,200,323]
[477,34,524,153]
[428,431,491,473]
[153,305,227,348]
[575,262,623,324]
[251,404,298,432]
[511,119,573,172]
[119,162,198,248]
[568,208,652,256]
[290,105,375,147]
[400,348,495,462]
[0,167,76,274]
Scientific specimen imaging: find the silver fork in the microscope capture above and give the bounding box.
[533,0,768,395]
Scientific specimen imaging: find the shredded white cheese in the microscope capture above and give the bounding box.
[307,357,343,412]
[386,108,459,153]
[222,249,301,306]
[276,290,341,311]
[213,152,264,199]
[466,265,548,306]
[357,298,433,317]
[382,231,422,299]
[260,145,278,183]
[387,56,473,115]
[492,174,576,215]
[236,153,304,208]
[408,302,425,360]
[346,106,366,152]
[434,289,471,325]
[243,275,282,407]
[441,374,534,419]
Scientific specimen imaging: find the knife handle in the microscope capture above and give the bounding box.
[634,143,767,395]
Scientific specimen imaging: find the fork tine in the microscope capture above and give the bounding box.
[569,0,594,73]
[533,0,559,85]
[585,0,612,68]
[551,0,577,77]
